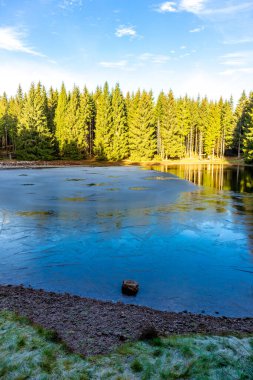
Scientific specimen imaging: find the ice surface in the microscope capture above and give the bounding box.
[0,165,253,317]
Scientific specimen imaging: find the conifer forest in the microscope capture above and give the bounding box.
[0,81,252,163]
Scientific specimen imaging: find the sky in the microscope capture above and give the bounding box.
[0,0,253,101]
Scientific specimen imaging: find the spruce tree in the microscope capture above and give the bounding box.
[94,82,113,160]
[55,83,68,158]
[158,90,183,159]
[110,83,129,160]
[234,91,248,157]
[242,92,253,163]
[47,87,58,133]
[81,86,95,157]
[220,98,235,156]
[16,82,56,160]
[128,90,156,160]
[204,101,221,157]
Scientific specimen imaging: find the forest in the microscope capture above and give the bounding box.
[0,81,252,163]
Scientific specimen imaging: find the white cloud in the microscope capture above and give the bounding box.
[155,2,177,13]
[154,0,253,16]
[99,60,128,69]
[223,37,253,45]
[202,2,253,15]
[219,51,253,73]
[0,27,44,56]
[59,0,82,9]
[220,67,253,76]
[138,53,170,64]
[179,0,206,14]
[115,26,136,38]
[189,26,204,33]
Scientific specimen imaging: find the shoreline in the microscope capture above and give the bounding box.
[0,157,249,169]
[0,285,253,356]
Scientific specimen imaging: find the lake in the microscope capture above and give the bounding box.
[0,164,253,317]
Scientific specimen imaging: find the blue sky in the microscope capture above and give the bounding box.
[0,0,253,101]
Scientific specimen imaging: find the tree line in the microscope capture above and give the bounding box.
[0,82,252,163]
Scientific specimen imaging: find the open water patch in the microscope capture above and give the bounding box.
[0,165,253,317]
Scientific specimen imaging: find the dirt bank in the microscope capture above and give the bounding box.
[0,285,252,357]
[0,157,248,169]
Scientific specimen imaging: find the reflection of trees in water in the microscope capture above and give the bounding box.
[153,164,253,254]
[152,164,253,193]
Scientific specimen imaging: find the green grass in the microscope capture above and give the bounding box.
[0,310,253,379]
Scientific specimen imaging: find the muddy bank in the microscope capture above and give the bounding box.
[0,158,248,169]
[0,285,253,357]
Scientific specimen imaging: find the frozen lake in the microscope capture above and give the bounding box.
[0,164,253,317]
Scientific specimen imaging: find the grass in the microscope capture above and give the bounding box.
[0,310,253,379]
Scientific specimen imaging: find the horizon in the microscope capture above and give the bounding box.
[0,0,253,102]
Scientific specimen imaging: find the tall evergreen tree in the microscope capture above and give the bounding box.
[234,91,248,157]
[55,83,68,158]
[81,86,95,157]
[94,82,113,160]
[158,90,183,159]
[110,83,128,160]
[243,92,253,163]
[47,87,58,133]
[220,98,235,156]
[16,82,55,160]
[128,90,156,160]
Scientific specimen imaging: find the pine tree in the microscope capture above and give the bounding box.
[128,90,156,160]
[16,82,56,160]
[177,96,191,157]
[234,91,248,157]
[94,82,113,160]
[158,90,183,159]
[47,87,58,133]
[81,86,95,157]
[204,101,221,157]
[220,98,235,156]
[110,83,128,160]
[243,92,253,163]
[55,83,68,158]
[198,97,209,158]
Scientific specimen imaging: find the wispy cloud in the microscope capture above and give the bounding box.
[99,60,128,69]
[138,53,170,64]
[202,2,253,15]
[189,26,204,33]
[180,0,206,14]
[155,2,177,13]
[154,0,253,16]
[220,67,253,76]
[154,0,206,14]
[223,37,253,45]
[59,0,83,9]
[219,51,253,72]
[115,26,137,38]
[0,27,44,56]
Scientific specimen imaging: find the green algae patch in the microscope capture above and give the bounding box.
[107,188,120,191]
[17,210,56,217]
[1,310,253,379]
[129,186,150,191]
[62,197,88,202]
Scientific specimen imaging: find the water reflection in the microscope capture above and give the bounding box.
[151,164,253,193]
[151,164,253,258]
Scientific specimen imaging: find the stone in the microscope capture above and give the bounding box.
[122,280,139,296]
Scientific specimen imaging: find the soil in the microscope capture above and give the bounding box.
[0,285,253,357]
[0,157,248,169]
